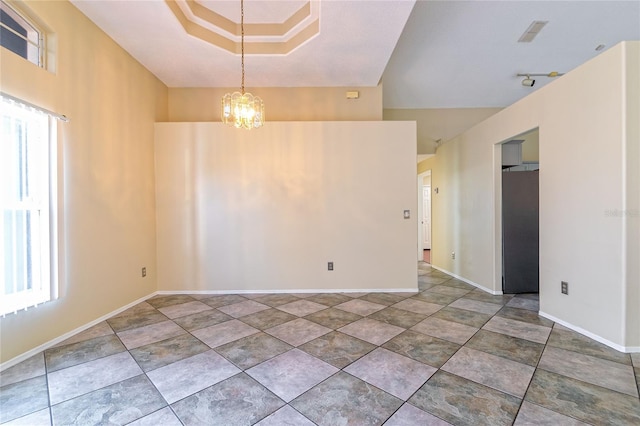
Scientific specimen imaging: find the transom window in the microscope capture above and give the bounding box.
[0,0,44,67]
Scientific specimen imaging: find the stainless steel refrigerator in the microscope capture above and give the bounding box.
[502,170,539,294]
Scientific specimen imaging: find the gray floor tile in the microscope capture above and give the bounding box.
[385,403,452,425]
[427,285,472,297]
[157,300,212,319]
[172,308,232,331]
[52,321,114,348]
[255,405,315,425]
[439,278,475,290]
[344,348,437,400]
[0,376,49,423]
[47,351,142,405]
[217,299,271,318]
[513,401,590,425]
[0,354,45,387]
[463,290,513,305]
[368,307,427,328]
[252,293,302,307]
[171,373,284,425]
[432,306,492,328]
[382,330,460,368]
[191,319,259,348]
[358,293,408,306]
[412,291,460,305]
[338,318,405,346]
[465,329,544,366]
[276,300,328,317]
[334,299,386,316]
[411,317,478,345]
[631,353,640,367]
[298,331,376,369]
[147,350,241,404]
[525,369,640,425]
[304,307,362,329]
[128,406,183,426]
[129,333,210,372]
[496,306,554,327]
[240,308,298,330]
[442,347,535,397]
[247,349,338,402]
[290,371,402,426]
[265,318,331,346]
[200,294,248,308]
[50,374,165,425]
[391,298,443,316]
[147,294,196,309]
[45,334,126,372]
[215,332,293,369]
[304,293,352,307]
[117,320,186,349]
[538,346,638,397]
[506,296,539,311]
[106,303,168,333]
[449,298,502,315]
[409,370,521,426]
[1,407,51,426]
[546,326,632,365]
[482,316,551,344]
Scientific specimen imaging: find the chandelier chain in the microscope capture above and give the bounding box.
[240,0,245,94]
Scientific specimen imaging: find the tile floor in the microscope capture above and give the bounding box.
[1,263,639,425]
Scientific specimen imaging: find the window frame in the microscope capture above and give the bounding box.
[1,96,59,315]
[0,0,45,68]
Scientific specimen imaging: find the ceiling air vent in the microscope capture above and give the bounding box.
[518,21,548,43]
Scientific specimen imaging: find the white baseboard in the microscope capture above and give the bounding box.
[156,287,419,295]
[539,311,640,354]
[428,266,502,295]
[0,292,156,372]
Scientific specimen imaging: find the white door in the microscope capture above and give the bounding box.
[423,185,431,249]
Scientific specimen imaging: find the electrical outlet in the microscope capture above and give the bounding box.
[142,267,147,278]
[561,281,568,295]
[451,252,455,260]
[328,262,334,271]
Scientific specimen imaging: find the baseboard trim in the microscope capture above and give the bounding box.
[0,292,156,372]
[539,311,639,354]
[156,287,419,295]
[428,266,502,295]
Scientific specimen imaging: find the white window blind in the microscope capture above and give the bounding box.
[0,96,57,315]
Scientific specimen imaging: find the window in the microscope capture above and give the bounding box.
[0,96,57,315]
[0,0,44,67]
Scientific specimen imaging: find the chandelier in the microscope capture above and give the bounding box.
[221,0,265,129]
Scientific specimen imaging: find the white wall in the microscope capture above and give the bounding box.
[155,122,417,293]
[430,41,639,351]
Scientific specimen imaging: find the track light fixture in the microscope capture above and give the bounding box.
[517,72,564,88]
[521,75,535,87]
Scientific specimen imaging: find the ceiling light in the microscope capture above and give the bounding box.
[221,0,264,130]
[517,72,564,87]
[521,75,535,87]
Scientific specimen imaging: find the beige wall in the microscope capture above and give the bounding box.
[155,122,417,293]
[384,107,503,155]
[168,86,382,122]
[0,0,168,363]
[427,42,640,350]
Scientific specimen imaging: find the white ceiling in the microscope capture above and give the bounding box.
[71,0,640,109]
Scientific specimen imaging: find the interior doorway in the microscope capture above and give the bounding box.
[417,170,432,263]
[497,128,540,294]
